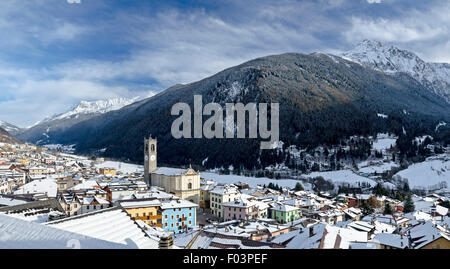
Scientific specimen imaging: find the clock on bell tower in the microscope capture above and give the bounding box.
[144,136,157,185]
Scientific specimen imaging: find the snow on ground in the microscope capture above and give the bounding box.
[304,170,377,187]
[358,161,398,174]
[435,121,447,132]
[201,172,309,190]
[95,161,143,174]
[414,135,433,145]
[372,133,397,151]
[43,144,76,153]
[393,158,450,190]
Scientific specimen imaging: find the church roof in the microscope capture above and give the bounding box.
[152,167,198,176]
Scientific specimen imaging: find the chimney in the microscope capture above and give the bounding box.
[158,234,174,249]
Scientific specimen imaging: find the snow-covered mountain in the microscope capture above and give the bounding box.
[0,127,22,144]
[342,40,450,103]
[18,96,143,145]
[0,121,22,135]
[36,97,141,125]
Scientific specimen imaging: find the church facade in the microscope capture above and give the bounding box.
[144,136,200,204]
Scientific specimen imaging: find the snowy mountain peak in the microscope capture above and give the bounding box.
[0,120,21,134]
[342,40,450,103]
[34,96,141,125]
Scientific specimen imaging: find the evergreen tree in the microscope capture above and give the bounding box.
[403,182,410,193]
[361,200,375,215]
[403,193,415,213]
[294,182,304,191]
[384,203,392,214]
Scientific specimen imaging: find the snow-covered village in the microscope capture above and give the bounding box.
[1,1,450,263]
[1,129,449,249]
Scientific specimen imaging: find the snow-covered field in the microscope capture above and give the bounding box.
[43,144,76,153]
[393,158,450,190]
[304,170,377,187]
[95,161,143,174]
[358,161,398,174]
[201,172,309,190]
[372,133,397,151]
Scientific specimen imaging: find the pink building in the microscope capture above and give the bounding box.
[223,198,269,221]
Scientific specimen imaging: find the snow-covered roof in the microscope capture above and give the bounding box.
[46,207,158,249]
[372,233,408,249]
[120,199,161,209]
[0,195,29,207]
[321,225,368,249]
[435,205,449,216]
[81,196,110,205]
[285,223,326,249]
[271,203,299,212]
[0,214,128,249]
[152,167,196,176]
[14,178,57,197]
[68,180,99,191]
[160,199,198,210]
[409,220,450,249]
[347,221,374,233]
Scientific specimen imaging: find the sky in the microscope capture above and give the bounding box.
[0,0,448,127]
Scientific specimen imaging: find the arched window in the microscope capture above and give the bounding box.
[151,144,155,152]
[188,183,192,189]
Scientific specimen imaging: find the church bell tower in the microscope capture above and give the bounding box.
[144,136,157,185]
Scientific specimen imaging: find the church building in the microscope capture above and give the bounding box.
[144,136,200,204]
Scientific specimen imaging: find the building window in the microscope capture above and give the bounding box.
[188,183,192,189]
[136,213,139,217]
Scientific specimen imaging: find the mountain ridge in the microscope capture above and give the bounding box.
[17,96,145,145]
[0,127,22,144]
[342,39,450,103]
[28,51,450,169]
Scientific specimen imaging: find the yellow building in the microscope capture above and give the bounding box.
[150,167,201,204]
[120,200,162,227]
[419,237,450,249]
[19,158,30,166]
[28,166,47,175]
[99,168,117,176]
[199,182,216,209]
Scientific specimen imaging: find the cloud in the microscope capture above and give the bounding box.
[52,8,323,86]
[67,0,81,3]
[367,0,382,3]
[0,77,144,127]
[343,2,450,61]
[0,0,448,127]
